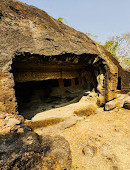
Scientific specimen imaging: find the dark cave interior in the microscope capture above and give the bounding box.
[11,52,105,119]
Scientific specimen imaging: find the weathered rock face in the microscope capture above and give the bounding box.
[0,0,129,116]
[40,135,72,169]
[0,125,72,169]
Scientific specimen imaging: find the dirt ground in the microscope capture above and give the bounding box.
[35,107,130,170]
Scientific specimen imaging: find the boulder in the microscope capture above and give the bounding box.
[105,94,129,111]
[0,125,72,169]
[6,118,21,127]
[80,91,106,106]
[123,99,130,110]
[105,100,117,111]
[40,135,72,169]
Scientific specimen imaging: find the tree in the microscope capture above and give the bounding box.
[104,33,130,70]
[104,40,119,58]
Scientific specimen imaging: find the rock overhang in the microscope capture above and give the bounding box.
[0,0,128,116]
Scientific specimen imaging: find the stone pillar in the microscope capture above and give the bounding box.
[59,79,64,88]
[71,78,75,87]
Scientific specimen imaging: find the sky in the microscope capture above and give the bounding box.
[19,0,130,44]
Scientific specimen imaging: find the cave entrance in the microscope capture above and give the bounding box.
[13,78,83,119]
[117,77,121,90]
[14,79,61,119]
[11,53,105,119]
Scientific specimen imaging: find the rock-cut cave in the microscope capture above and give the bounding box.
[11,53,105,119]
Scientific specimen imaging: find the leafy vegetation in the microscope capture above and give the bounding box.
[58,17,67,24]
[70,165,79,169]
[104,33,130,70]
[86,32,130,71]
[58,17,64,22]
[104,41,119,57]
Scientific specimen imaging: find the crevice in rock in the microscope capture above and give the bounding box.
[0,11,3,20]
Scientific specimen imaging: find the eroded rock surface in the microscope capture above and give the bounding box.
[1,0,129,117]
[0,125,72,170]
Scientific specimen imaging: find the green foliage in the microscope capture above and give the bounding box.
[70,165,79,170]
[58,17,68,25]
[86,32,130,70]
[104,41,119,58]
[58,17,63,22]
[104,33,130,70]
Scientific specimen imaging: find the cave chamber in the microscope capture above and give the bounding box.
[11,53,106,119]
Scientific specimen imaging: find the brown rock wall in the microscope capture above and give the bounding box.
[0,0,129,115]
[0,70,16,114]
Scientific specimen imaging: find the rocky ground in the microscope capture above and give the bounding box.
[33,93,130,170]
[57,108,130,170]
[0,93,130,170]
[32,107,130,170]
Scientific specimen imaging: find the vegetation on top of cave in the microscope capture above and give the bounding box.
[86,32,130,71]
[104,33,130,71]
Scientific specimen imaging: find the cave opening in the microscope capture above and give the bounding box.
[11,52,105,119]
[64,79,71,87]
[75,78,78,85]
[117,77,121,90]
[13,78,83,119]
